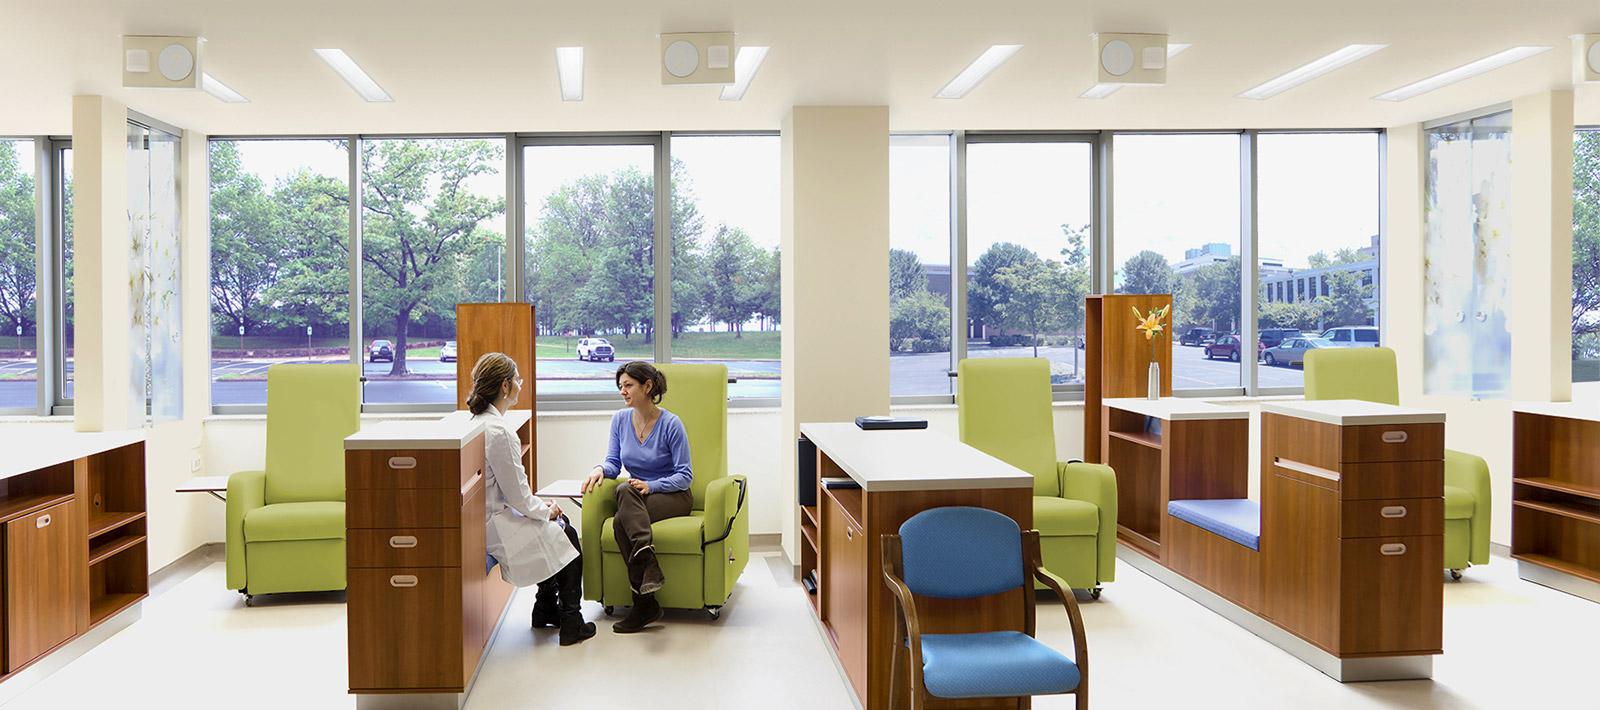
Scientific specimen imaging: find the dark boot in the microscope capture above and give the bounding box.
[612,593,663,634]
[559,613,596,645]
[531,581,559,629]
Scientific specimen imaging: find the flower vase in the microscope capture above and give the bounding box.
[1147,361,1161,400]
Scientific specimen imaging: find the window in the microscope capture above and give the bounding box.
[0,139,37,412]
[523,141,656,396]
[1575,129,1600,384]
[965,139,1094,387]
[128,121,182,421]
[1113,133,1241,390]
[669,135,781,399]
[59,144,73,404]
[889,135,953,397]
[360,138,505,406]
[210,139,351,407]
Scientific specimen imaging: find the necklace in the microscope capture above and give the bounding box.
[632,409,659,444]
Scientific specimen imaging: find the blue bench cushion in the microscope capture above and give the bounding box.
[920,631,1080,699]
[1168,499,1260,551]
[486,553,496,574]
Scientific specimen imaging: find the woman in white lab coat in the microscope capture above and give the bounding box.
[467,352,595,646]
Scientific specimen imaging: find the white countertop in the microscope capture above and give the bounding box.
[1261,400,1444,426]
[345,417,486,450]
[0,428,145,481]
[1513,401,1600,423]
[799,422,1034,493]
[1104,397,1250,421]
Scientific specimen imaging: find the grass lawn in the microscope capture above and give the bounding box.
[536,331,779,360]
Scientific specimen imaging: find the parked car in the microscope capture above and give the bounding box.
[439,341,457,362]
[576,337,615,362]
[1319,326,1380,348]
[1204,335,1244,362]
[1257,328,1303,352]
[1262,336,1334,367]
[1179,327,1215,347]
[368,339,393,363]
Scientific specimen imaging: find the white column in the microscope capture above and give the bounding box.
[71,95,130,432]
[1510,90,1574,402]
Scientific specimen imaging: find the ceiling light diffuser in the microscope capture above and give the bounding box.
[1238,44,1386,100]
[201,72,248,103]
[720,46,770,101]
[313,48,392,102]
[1080,43,1191,99]
[935,44,1022,99]
[1374,46,1552,101]
[556,46,584,101]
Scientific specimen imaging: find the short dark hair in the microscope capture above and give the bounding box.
[615,361,667,404]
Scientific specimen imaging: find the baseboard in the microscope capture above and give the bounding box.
[750,533,781,551]
[1490,541,1510,559]
[150,542,224,597]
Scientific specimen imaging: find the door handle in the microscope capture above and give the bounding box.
[389,575,419,588]
[1381,431,1408,444]
[389,536,418,549]
[1380,506,1407,518]
[1380,543,1407,556]
[36,513,51,529]
[388,456,418,470]
[845,528,853,541]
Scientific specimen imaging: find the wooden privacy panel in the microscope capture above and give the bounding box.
[454,303,537,412]
[1084,294,1173,463]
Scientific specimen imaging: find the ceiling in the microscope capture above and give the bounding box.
[3,0,1600,136]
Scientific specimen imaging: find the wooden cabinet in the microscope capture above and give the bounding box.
[5,501,76,671]
[820,487,866,702]
[1083,294,1173,464]
[348,567,464,690]
[1511,405,1600,597]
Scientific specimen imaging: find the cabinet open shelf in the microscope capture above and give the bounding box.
[1514,499,1600,526]
[0,492,75,524]
[800,504,818,529]
[88,532,146,566]
[800,516,819,551]
[1108,430,1162,449]
[1512,553,1600,585]
[88,510,146,538]
[89,593,142,626]
[1515,477,1600,501]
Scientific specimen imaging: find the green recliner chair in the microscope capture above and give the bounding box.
[582,363,750,619]
[1304,347,1491,579]
[957,358,1117,597]
[226,364,360,602]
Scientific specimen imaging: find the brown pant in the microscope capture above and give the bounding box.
[613,485,693,594]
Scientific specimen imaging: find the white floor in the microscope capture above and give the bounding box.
[5,549,1598,710]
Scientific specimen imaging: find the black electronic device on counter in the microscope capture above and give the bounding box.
[797,436,818,507]
[854,416,928,430]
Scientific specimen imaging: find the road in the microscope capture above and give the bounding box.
[0,344,1302,409]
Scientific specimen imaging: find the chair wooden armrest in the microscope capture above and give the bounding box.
[1026,530,1089,708]
[881,534,927,704]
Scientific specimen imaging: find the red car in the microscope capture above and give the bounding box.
[1204,335,1244,362]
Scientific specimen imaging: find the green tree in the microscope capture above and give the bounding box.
[994,257,1066,358]
[1573,131,1600,357]
[889,289,950,350]
[755,246,781,331]
[669,160,708,339]
[702,225,766,336]
[1058,224,1092,379]
[1259,301,1322,331]
[889,248,928,302]
[1187,257,1241,332]
[0,141,36,338]
[360,139,505,376]
[969,242,1035,331]
[208,141,282,336]
[1119,250,1174,296]
[1317,269,1373,328]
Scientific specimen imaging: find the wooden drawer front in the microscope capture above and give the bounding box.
[1341,498,1443,539]
[348,488,461,529]
[1341,423,1443,464]
[348,567,464,691]
[5,501,78,672]
[349,528,462,568]
[1339,461,1443,501]
[347,449,461,490]
[1338,535,1443,655]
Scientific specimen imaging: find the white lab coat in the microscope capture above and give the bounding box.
[475,406,577,587]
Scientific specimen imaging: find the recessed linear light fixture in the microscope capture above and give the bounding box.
[314,48,392,102]
[719,46,770,101]
[935,44,1023,99]
[1238,44,1386,100]
[1080,43,1190,99]
[201,72,248,103]
[1374,46,1552,101]
[556,46,584,101]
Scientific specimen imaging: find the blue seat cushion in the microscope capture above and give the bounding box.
[1168,499,1261,551]
[486,553,496,574]
[920,631,1080,699]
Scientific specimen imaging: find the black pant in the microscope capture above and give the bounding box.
[613,486,694,593]
[535,516,583,615]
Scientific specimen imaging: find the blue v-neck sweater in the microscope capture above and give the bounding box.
[601,408,693,494]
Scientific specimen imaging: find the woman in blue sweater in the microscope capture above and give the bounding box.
[580,361,693,633]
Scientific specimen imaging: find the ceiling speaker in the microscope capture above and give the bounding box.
[1573,34,1600,83]
[123,35,203,89]
[660,32,735,85]
[1092,32,1168,85]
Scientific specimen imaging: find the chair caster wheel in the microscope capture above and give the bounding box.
[706,606,722,621]
[604,605,615,616]
[1090,587,1102,600]
[1450,569,1463,581]
[243,594,255,607]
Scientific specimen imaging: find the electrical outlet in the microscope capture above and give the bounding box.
[191,456,202,472]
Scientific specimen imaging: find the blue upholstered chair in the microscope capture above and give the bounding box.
[881,507,1088,710]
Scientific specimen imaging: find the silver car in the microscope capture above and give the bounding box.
[1262,336,1334,367]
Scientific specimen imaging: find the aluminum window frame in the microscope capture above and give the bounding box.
[0,136,48,416]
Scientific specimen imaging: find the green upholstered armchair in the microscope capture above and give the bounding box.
[1304,347,1491,578]
[582,363,749,619]
[226,364,360,602]
[957,358,1117,596]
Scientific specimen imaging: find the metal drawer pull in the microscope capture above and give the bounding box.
[36,514,51,529]
[845,528,853,541]
[1381,431,1408,444]
[1380,506,1408,518]
[1380,543,1407,556]
[389,536,418,548]
[388,457,418,470]
[390,575,418,588]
